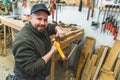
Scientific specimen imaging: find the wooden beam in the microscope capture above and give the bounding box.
[114,58,120,78]
[93,47,108,80]
[103,40,120,71]
[3,24,6,56]
[87,55,97,80]
[98,70,115,80]
[81,54,97,80]
[49,55,55,80]
[95,45,105,66]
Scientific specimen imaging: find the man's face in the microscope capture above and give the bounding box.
[30,11,48,32]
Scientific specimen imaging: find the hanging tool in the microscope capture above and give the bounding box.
[101,5,114,33]
[91,0,95,18]
[101,5,109,33]
[55,0,58,23]
[91,0,103,30]
[22,0,27,8]
[51,7,54,22]
[87,0,92,20]
[107,5,119,35]
[103,5,112,33]
[55,41,67,61]
[112,5,120,40]
[108,5,117,34]
[113,20,118,40]
[3,0,9,7]
[51,0,56,23]
[91,6,102,30]
[2,0,9,14]
[8,0,18,16]
[108,5,116,34]
[78,0,82,12]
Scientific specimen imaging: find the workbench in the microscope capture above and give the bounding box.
[0,16,84,80]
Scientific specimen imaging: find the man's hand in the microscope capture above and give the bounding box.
[51,41,57,53]
[55,26,65,38]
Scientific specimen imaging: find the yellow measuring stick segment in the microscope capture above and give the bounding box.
[55,41,67,61]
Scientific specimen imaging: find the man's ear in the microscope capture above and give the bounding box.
[28,15,32,19]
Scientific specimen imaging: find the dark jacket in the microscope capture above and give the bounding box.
[12,22,57,80]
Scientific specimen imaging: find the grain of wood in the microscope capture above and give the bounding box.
[93,47,108,80]
[103,40,120,71]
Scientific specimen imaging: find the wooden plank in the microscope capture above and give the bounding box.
[114,58,120,78]
[0,39,2,54]
[95,45,105,66]
[0,17,24,31]
[3,24,6,56]
[81,54,97,80]
[11,28,15,41]
[5,7,8,14]
[49,55,55,80]
[81,53,92,80]
[93,47,108,80]
[76,52,89,80]
[91,66,97,80]
[76,36,96,80]
[117,71,120,80]
[96,45,111,67]
[103,40,120,71]
[98,70,115,80]
[87,55,97,80]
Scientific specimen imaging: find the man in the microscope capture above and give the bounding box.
[12,3,64,80]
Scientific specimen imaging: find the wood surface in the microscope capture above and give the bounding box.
[98,70,115,80]
[103,40,120,71]
[76,36,95,80]
[114,58,120,78]
[93,47,108,80]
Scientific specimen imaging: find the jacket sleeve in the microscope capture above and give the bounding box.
[46,23,57,35]
[12,40,46,76]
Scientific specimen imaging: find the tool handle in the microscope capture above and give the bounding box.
[112,27,116,35]
[79,0,82,12]
[55,41,67,61]
[91,0,95,18]
[114,32,118,40]
[87,7,90,20]
[52,9,54,18]
[110,24,113,33]
[107,22,111,31]
[101,22,105,33]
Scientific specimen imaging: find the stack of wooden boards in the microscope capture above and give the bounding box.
[75,36,120,80]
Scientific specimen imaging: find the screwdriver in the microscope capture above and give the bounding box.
[55,41,67,61]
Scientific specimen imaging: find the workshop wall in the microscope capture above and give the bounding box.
[17,1,120,49]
